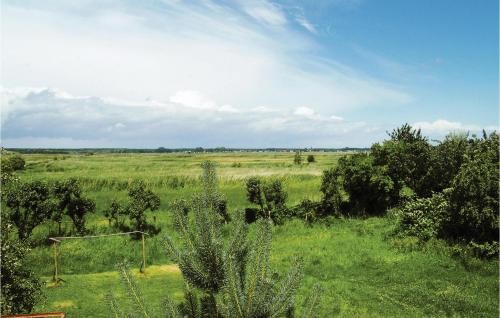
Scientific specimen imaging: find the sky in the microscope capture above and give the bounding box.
[1,0,498,148]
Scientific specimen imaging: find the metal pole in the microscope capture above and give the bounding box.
[53,241,59,284]
[141,232,146,273]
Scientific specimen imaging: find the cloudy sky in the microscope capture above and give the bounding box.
[1,0,498,148]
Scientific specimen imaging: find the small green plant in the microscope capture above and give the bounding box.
[293,151,302,165]
[306,154,315,163]
[103,199,128,228]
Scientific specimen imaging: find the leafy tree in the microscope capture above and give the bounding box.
[0,220,43,315]
[392,131,499,254]
[425,133,469,193]
[4,180,55,240]
[306,154,315,163]
[126,180,161,232]
[245,177,288,223]
[108,161,320,317]
[245,177,264,211]
[293,151,302,165]
[444,132,499,243]
[103,199,128,228]
[371,124,433,198]
[319,168,343,216]
[337,153,397,216]
[388,123,425,143]
[53,178,96,235]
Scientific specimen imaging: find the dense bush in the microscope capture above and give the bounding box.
[307,154,315,163]
[0,221,43,315]
[393,193,449,241]
[426,133,469,193]
[371,124,433,198]
[319,168,343,216]
[392,131,499,254]
[1,154,26,171]
[444,133,499,243]
[293,151,302,165]
[337,153,397,216]
[245,177,289,224]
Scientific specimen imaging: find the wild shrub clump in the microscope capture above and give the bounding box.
[0,221,43,315]
[393,193,449,241]
[104,180,161,234]
[392,130,499,257]
[245,177,289,224]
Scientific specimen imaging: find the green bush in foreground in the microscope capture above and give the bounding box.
[108,161,321,317]
[393,193,449,241]
[0,221,43,315]
[393,131,499,256]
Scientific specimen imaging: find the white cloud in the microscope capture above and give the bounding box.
[413,119,497,135]
[295,16,316,33]
[1,0,416,147]
[2,0,411,114]
[1,87,376,147]
[241,0,287,26]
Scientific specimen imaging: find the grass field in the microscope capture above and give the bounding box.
[17,152,499,317]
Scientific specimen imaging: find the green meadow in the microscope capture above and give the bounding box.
[17,152,499,317]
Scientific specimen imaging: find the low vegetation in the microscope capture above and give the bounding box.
[0,127,498,317]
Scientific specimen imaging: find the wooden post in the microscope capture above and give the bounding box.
[53,241,59,284]
[140,232,146,273]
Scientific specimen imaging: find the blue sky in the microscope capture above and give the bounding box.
[1,0,498,148]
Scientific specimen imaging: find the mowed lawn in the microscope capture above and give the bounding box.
[17,152,499,317]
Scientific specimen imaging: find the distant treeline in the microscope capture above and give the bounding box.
[4,147,369,154]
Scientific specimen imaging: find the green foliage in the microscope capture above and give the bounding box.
[108,161,314,317]
[371,124,433,198]
[293,199,322,224]
[393,131,499,252]
[166,162,307,316]
[293,151,302,165]
[306,155,315,163]
[4,180,56,240]
[394,193,449,241]
[319,168,343,216]
[444,132,499,244]
[103,199,128,228]
[2,154,26,171]
[127,180,161,232]
[245,177,264,211]
[0,221,43,315]
[53,178,96,235]
[337,153,397,216]
[245,177,288,224]
[426,133,469,193]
